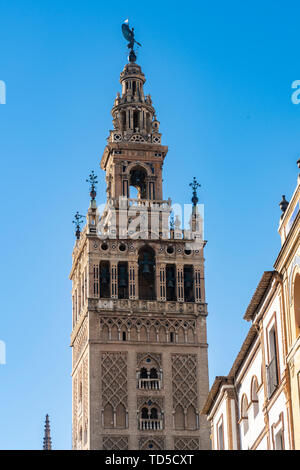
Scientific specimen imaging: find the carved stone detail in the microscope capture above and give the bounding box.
[137,353,162,367]
[174,437,200,450]
[102,436,128,450]
[101,352,128,408]
[137,396,164,409]
[139,436,165,450]
[172,354,198,409]
[73,318,88,365]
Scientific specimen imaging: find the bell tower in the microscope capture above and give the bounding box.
[70,27,210,451]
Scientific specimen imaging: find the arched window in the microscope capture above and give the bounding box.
[116,403,126,428]
[118,262,128,299]
[104,403,114,428]
[139,403,162,430]
[251,377,259,418]
[101,324,109,341]
[100,261,110,298]
[150,407,158,420]
[186,404,197,430]
[184,265,194,302]
[150,368,158,379]
[133,109,139,130]
[294,273,300,337]
[140,367,148,379]
[138,356,161,390]
[178,327,185,343]
[166,265,176,301]
[241,395,249,434]
[130,166,147,199]
[174,405,185,430]
[169,330,175,343]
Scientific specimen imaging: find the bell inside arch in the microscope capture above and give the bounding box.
[140,252,154,274]
[166,271,175,288]
[184,272,192,288]
[101,267,109,284]
[119,266,128,287]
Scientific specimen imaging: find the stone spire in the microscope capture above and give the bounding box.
[43,414,52,450]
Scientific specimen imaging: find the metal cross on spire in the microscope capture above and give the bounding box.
[189,177,201,206]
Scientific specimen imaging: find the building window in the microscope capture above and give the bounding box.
[139,402,163,430]
[293,274,300,337]
[217,417,224,450]
[275,429,284,450]
[266,324,279,399]
[241,395,249,434]
[138,356,161,390]
[251,376,259,418]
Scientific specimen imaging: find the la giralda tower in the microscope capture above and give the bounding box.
[70,23,209,450]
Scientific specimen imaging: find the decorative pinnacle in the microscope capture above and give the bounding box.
[43,414,52,450]
[86,170,98,200]
[297,158,300,170]
[189,177,201,206]
[72,211,85,239]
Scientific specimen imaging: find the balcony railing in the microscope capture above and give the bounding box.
[138,378,161,390]
[266,356,278,399]
[140,419,163,430]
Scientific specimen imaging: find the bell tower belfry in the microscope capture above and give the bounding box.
[70,26,210,451]
[101,59,166,204]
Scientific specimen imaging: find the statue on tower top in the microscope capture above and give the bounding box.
[121,19,142,63]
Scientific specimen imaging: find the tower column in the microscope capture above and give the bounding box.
[111,262,118,299]
[129,261,139,299]
[157,263,166,301]
[194,265,201,303]
[176,264,184,302]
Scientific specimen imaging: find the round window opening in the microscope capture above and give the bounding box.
[101,242,108,251]
[119,243,126,252]
[184,249,192,255]
[167,246,174,254]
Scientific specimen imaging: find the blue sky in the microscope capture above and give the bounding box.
[0,0,300,449]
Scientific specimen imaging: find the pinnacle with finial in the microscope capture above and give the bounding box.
[86,170,98,200]
[43,414,52,450]
[72,212,85,239]
[189,177,201,206]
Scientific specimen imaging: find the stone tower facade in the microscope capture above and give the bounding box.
[70,52,210,450]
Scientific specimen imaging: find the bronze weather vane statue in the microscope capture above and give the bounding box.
[121,19,142,63]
